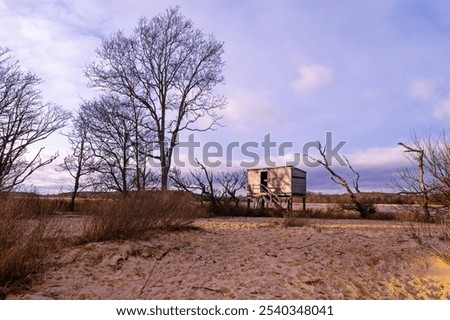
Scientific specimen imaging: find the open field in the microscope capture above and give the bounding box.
[7,216,450,300]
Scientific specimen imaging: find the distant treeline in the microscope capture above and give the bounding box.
[305,192,419,205]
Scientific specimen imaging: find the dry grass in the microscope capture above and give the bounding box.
[294,207,360,219]
[78,191,203,243]
[0,206,57,297]
[282,216,311,228]
[0,194,71,217]
[0,191,204,298]
[401,211,450,265]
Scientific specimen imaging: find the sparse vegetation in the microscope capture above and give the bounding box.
[0,196,58,297]
[0,191,205,298]
[78,191,202,243]
[283,215,311,228]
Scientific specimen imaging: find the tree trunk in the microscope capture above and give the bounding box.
[161,165,169,192]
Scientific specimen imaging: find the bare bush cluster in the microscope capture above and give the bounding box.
[170,160,247,215]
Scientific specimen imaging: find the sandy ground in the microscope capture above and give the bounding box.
[9,217,450,300]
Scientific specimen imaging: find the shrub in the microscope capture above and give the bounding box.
[79,191,202,242]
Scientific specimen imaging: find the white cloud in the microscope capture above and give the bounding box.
[434,96,450,120]
[0,6,100,110]
[347,145,404,168]
[409,79,434,100]
[290,64,334,94]
[223,91,282,133]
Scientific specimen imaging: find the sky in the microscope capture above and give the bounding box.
[0,0,449,194]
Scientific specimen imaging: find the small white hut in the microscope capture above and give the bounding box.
[247,166,306,211]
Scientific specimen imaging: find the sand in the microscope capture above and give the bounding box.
[9,217,450,300]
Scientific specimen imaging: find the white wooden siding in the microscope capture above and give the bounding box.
[247,166,306,196]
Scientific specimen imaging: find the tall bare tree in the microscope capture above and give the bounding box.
[77,95,158,193]
[85,7,226,191]
[0,47,70,192]
[59,113,94,211]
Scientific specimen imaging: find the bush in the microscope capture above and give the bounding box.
[79,191,202,242]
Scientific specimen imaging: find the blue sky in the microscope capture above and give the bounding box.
[1,0,449,193]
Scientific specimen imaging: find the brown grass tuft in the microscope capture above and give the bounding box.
[283,216,311,228]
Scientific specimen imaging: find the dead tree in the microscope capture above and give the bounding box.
[217,170,247,206]
[395,131,450,219]
[170,160,246,213]
[170,160,222,208]
[397,141,430,221]
[311,142,376,218]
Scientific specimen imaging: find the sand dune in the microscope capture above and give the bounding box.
[10,217,450,299]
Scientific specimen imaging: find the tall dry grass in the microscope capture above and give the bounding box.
[79,191,203,242]
[0,194,71,216]
[0,191,204,298]
[0,195,61,298]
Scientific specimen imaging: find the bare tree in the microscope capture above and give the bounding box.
[170,160,246,213]
[217,170,247,206]
[127,100,159,191]
[85,7,226,191]
[422,132,450,208]
[395,131,450,219]
[397,139,430,220]
[310,142,376,218]
[78,95,157,193]
[0,47,70,192]
[59,114,94,211]
[80,96,133,192]
[171,161,221,207]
